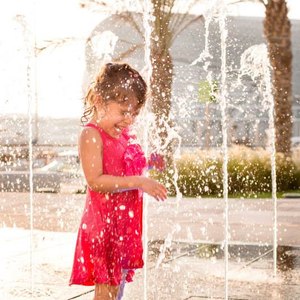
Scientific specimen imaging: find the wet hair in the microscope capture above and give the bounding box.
[81,62,147,125]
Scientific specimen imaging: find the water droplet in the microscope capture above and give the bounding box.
[129,210,134,218]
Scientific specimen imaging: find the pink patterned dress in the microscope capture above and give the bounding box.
[69,123,147,286]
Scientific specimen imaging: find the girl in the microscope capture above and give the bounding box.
[69,62,167,300]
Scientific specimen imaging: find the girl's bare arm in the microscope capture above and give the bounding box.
[79,127,167,201]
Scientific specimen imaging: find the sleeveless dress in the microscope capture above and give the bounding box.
[69,123,147,286]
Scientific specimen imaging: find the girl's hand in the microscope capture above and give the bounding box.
[140,177,167,201]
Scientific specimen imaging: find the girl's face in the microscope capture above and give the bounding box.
[95,97,141,138]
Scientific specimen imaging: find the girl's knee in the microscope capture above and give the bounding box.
[94,284,119,300]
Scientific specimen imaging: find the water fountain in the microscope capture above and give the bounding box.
[0,0,300,299]
[239,43,278,277]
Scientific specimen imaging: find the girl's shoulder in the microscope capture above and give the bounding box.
[79,124,103,146]
[83,122,102,132]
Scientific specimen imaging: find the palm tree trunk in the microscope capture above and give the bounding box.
[149,1,174,158]
[150,46,173,140]
[264,0,293,155]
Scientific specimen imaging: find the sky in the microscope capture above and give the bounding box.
[0,0,299,119]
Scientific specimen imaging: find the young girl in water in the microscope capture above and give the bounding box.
[69,62,167,300]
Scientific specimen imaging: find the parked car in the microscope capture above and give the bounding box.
[0,150,82,193]
[35,150,85,193]
[0,170,62,193]
[36,150,81,179]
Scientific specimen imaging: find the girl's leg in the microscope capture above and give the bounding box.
[94,284,119,300]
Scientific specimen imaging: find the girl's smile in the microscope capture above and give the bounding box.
[95,98,141,138]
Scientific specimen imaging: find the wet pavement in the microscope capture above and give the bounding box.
[1,192,300,246]
[1,192,300,299]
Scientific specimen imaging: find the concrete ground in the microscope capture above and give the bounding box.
[1,192,300,299]
[1,192,299,245]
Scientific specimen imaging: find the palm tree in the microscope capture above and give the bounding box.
[245,0,293,155]
[263,0,293,155]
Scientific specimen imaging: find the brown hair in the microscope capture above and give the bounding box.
[81,62,147,125]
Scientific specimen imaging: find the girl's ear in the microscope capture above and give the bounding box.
[94,95,104,109]
[94,97,107,120]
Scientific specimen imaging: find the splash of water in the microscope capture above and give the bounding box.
[218,6,230,300]
[193,0,230,297]
[155,224,181,269]
[92,31,119,63]
[16,10,37,296]
[141,1,184,297]
[142,0,154,298]
[191,0,214,68]
[239,43,278,276]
